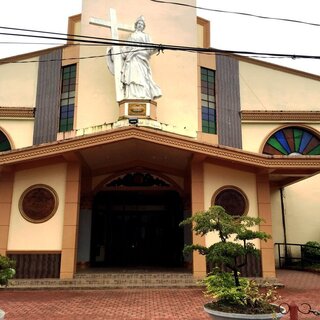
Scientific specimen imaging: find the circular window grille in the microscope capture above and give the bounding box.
[212,187,248,216]
[19,184,58,223]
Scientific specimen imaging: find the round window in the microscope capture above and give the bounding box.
[212,187,248,217]
[19,184,58,223]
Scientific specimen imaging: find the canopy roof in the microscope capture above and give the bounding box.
[1,126,320,187]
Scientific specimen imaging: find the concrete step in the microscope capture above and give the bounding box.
[6,272,201,290]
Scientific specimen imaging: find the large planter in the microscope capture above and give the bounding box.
[204,304,284,320]
[0,309,5,320]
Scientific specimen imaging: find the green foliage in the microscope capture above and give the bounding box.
[180,206,278,314]
[204,271,248,305]
[304,241,320,258]
[0,255,16,286]
[203,271,279,314]
[180,206,270,285]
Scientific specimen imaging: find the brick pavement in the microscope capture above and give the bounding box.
[0,270,319,320]
[276,270,320,320]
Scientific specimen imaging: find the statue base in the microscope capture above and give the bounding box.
[118,99,157,120]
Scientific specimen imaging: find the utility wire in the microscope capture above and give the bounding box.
[0,26,134,45]
[1,26,320,63]
[3,48,150,64]
[150,0,320,28]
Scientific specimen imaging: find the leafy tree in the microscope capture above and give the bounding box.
[180,205,271,287]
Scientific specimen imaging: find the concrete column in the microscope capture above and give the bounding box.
[0,170,14,256]
[256,173,276,278]
[190,156,206,279]
[60,162,81,279]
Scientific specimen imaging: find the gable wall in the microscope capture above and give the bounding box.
[239,61,320,111]
[75,0,199,134]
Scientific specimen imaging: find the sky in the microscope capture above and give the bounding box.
[1,0,320,75]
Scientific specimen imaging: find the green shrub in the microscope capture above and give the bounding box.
[203,270,279,314]
[304,241,320,259]
[0,255,16,286]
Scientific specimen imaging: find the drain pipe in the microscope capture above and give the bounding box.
[280,188,288,263]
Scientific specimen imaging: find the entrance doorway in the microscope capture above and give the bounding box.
[90,190,184,268]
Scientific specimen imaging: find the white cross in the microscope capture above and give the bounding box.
[90,8,134,101]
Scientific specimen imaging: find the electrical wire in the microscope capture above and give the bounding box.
[1,26,320,63]
[2,48,150,64]
[150,0,320,28]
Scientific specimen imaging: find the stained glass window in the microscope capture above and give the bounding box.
[201,67,216,134]
[0,131,11,151]
[59,64,76,132]
[263,127,320,156]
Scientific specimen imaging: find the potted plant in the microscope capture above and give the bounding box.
[0,255,16,320]
[180,206,284,320]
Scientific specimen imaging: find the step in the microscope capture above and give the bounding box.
[5,272,201,290]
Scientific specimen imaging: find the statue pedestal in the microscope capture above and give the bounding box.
[118,99,157,120]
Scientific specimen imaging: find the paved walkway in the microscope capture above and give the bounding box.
[0,270,319,319]
[275,269,320,319]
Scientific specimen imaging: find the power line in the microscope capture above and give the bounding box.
[150,0,320,28]
[1,26,320,64]
[2,48,150,64]
[0,42,62,45]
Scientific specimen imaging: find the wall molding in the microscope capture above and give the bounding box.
[241,110,320,122]
[0,107,35,118]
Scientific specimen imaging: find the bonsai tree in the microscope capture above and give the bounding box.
[180,206,281,315]
[0,255,16,287]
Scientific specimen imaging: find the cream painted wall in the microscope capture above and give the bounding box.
[239,61,320,111]
[242,123,320,154]
[203,163,260,248]
[271,176,320,267]
[75,0,199,134]
[7,163,67,251]
[0,119,34,149]
[242,123,278,153]
[283,175,320,243]
[241,120,320,250]
[0,58,38,107]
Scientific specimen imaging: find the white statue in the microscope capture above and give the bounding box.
[120,16,162,100]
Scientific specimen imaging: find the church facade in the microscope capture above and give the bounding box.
[1,0,320,280]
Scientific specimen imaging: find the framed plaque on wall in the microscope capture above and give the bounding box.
[19,184,59,223]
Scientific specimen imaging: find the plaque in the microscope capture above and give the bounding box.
[128,103,146,116]
[19,184,58,223]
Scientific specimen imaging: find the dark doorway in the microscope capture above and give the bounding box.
[90,190,184,268]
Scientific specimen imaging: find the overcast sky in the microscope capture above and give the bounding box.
[1,0,320,75]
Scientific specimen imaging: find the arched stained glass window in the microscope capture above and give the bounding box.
[0,131,11,151]
[263,127,320,156]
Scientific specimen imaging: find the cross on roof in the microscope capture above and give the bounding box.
[89,8,135,101]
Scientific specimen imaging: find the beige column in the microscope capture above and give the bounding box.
[60,162,81,279]
[0,169,14,256]
[191,156,206,279]
[256,173,276,278]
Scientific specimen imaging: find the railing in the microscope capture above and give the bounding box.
[280,302,320,319]
[274,243,320,270]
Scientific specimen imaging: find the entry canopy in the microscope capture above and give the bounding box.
[1,126,320,188]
